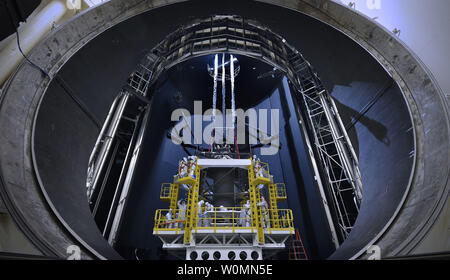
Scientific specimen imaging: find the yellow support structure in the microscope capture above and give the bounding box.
[268,184,280,229]
[169,183,179,211]
[183,161,201,244]
[253,161,272,185]
[160,183,180,211]
[275,183,287,201]
[160,183,172,202]
[248,159,264,244]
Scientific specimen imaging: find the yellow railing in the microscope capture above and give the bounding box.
[153,208,294,233]
[275,183,287,201]
[153,209,186,233]
[174,159,199,185]
[196,207,253,232]
[266,209,295,233]
[254,161,271,179]
[176,159,197,178]
[160,183,172,201]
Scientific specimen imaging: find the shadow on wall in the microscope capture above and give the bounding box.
[333,97,390,150]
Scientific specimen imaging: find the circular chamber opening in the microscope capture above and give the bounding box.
[251,251,259,260]
[239,251,248,260]
[228,251,236,260]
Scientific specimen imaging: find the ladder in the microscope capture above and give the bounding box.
[289,229,308,260]
[183,163,201,244]
[248,161,265,244]
[268,184,280,228]
[288,52,362,242]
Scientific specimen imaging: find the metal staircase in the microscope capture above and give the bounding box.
[288,229,308,260]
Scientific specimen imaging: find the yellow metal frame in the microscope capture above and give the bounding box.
[175,158,198,185]
[264,209,295,234]
[275,183,287,201]
[176,176,197,185]
[268,184,280,228]
[153,209,184,235]
[248,159,265,244]
[169,183,179,211]
[194,206,254,233]
[160,183,172,202]
[183,161,201,244]
[252,161,273,185]
[153,208,294,235]
[159,183,180,211]
[154,158,296,245]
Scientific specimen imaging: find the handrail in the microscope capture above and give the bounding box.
[153,208,294,232]
[160,183,172,199]
[253,161,271,180]
[275,183,287,200]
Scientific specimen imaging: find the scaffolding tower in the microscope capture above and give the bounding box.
[153,157,296,260]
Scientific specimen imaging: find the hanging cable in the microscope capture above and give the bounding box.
[222,53,226,128]
[211,54,219,153]
[212,54,218,120]
[230,54,236,127]
[230,54,239,158]
[5,2,50,79]
[16,29,50,78]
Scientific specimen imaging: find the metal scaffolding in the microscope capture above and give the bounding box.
[85,53,159,245]
[289,53,363,241]
[153,157,295,260]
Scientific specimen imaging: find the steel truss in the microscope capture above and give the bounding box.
[288,54,363,241]
[85,54,159,245]
[157,231,288,248]
[157,231,289,260]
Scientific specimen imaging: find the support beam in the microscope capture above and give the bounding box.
[183,163,201,244]
[248,160,264,244]
[268,184,280,228]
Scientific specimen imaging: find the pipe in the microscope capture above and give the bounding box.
[222,53,226,127]
[230,54,235,125]
[0,1,68,86]
[212,54,218,120]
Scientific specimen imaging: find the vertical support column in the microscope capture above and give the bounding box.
[248,160,265,244]
[268,184,280,229]
[184,163,201,244]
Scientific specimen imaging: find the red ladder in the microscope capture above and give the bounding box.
[289,229,308,260]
